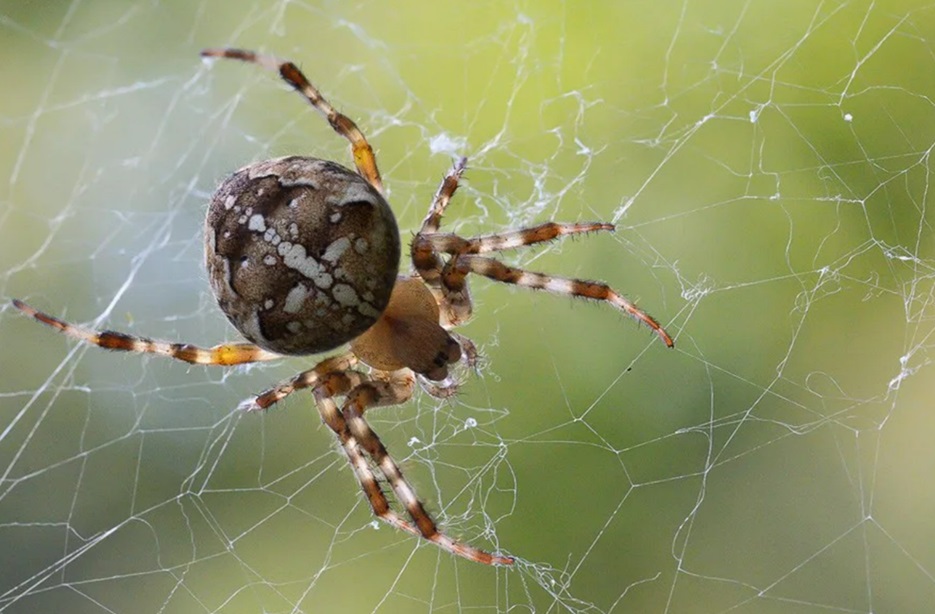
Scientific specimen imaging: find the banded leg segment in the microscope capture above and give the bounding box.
[313,367,513,566]
[418,156,467,236]
[12,299,282,365]
[238,352,358,411]
[443,256,675,347]
[413,222,615,262]
[411,158,478,326]
[411,157,672,345]
[201,48,385,193]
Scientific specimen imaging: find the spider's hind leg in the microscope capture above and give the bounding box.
[311,366,513,566]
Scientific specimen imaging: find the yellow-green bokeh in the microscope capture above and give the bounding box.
[3,1,935,612]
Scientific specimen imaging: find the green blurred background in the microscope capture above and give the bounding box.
[3,1,935,612]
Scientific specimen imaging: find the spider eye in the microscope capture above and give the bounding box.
[205,155,401,355]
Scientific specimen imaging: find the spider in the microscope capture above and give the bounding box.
[12,48,674,567]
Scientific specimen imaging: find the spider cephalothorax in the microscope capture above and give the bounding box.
[13,47,674,566]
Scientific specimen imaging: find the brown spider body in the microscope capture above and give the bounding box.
[12,47,675,567]
[205,156,400,355]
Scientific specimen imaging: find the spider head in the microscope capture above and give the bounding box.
[351,276,462,381]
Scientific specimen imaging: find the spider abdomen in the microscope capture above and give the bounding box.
[205,156,401,355]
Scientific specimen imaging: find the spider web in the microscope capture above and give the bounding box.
[2,0,934,612]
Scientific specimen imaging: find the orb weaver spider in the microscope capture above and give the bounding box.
[12,48,674,566]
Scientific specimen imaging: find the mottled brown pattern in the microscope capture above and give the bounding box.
[205,156,399,355]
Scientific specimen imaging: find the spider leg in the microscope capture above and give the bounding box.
[415,333,478,398]
[417,376,460,399]
[409,158,477,326]
[313,368,513,566]
[410,157,659,339]
[238,352,358,411]
[417,156,467,236]
[201,48,384,194]
[413,222,617,321]
[409,157,467,301]
[12,299,282,365]
[450,332,479,369]
[443,255,675,347]
[416,222,614,257]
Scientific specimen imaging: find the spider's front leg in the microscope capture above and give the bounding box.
[312,367,513,566]
[445,254,674,347]
[410,159,473,327]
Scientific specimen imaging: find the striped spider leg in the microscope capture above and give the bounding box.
[11,299,282,365]
[200,48,385,194]
[11,300,513,566]
[311,367,513,566]
[410,159,676,347]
